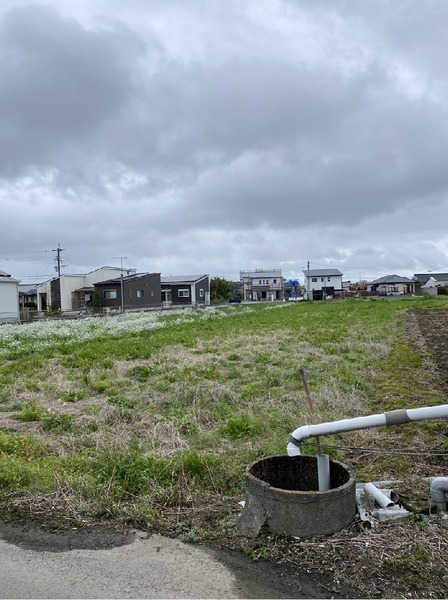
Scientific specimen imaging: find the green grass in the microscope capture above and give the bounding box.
[0,296,447,531]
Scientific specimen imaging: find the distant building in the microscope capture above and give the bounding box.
[414,273,448,286]
[0,270,20,323]
[302,268,343,300]
[19,284,38,309]
[36,266,137,312]
[94,272,161,311]
[371,275,415,296]
[161,275,210,306]
[240,269,284,301]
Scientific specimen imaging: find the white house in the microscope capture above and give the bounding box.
[36,266,137,312]
[303,268,343,300]
[0,270,20,323]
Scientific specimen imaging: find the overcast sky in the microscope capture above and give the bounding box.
[1,0,448,284]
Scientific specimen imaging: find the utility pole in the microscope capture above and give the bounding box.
[307,260,310,300]
[52,243,66,277]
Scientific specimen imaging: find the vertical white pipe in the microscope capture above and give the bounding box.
[317,454,330,492]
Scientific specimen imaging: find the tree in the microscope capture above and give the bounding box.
[210,277,231,302]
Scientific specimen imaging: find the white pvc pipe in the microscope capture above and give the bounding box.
[317,454,330,492]
[364,482,395,508]
[430,477,448,513]
[287,404,448,456]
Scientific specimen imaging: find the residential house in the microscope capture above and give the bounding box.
[161,275,210,306]
[414,273,448,289]
[302,268,343,300]
[19,284,38,309]
[0,270,20,323]
[36,266,137,312]
[94,273,161,311]
[371,275,415,296]
[240,269,284,301]
[418,275,448,296]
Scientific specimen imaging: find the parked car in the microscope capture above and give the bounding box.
[229,296,242,304]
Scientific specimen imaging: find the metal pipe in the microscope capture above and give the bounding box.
[364,482,395,508]
[430,477,448,513]
[287,404,448,456]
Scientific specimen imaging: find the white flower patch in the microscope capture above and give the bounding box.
[0,305,256,357]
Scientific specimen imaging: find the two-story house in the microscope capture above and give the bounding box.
[36,266,137,312]
[240,269,284,301]
[303,269,343,300]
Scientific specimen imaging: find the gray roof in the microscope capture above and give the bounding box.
[303,269,343,277]
[371,274,414,284]
[414,273,448,284]
[0,269,11,277]
[243,270,282,279]
[94,272,159,285]
[161,274,209,285]
[19,284,38,294]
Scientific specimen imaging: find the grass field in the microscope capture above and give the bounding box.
[1,296,448,597]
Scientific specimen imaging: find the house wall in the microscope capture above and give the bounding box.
[95,274,161,310]
[194,277,210,305]
[59,276,85,311]
[37,280,51,311]
[0,279,20,323]
[166,284,194,304]
[50,279,62,310]
[377,282,415,295]
[307,275,342,293]
[125,275,161,308]
[96,283,121,309]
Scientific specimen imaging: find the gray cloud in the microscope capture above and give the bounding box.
[1,1,448,283]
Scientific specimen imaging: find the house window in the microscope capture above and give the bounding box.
[199,289,204,297]
[321,278,324,282]
[178,289,190,298]
[137,290,144,298]
[273,279,277,284]
[104,290,117,299]
[259,280,262,285]
[312,277,317,283]
[129,289,132,298]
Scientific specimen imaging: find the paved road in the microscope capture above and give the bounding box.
[0,531,239,599]
[0,520,353,599]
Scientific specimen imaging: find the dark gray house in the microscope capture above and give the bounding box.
[94,273,161,311]
[161,275,210,306]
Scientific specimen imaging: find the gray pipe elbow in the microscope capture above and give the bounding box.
[430,477,448,512]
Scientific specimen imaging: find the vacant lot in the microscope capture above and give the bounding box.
[1,298,448,598]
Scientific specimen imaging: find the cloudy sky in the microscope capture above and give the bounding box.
[1,0,448,284]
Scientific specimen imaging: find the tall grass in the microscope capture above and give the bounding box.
[0,296,447,529]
